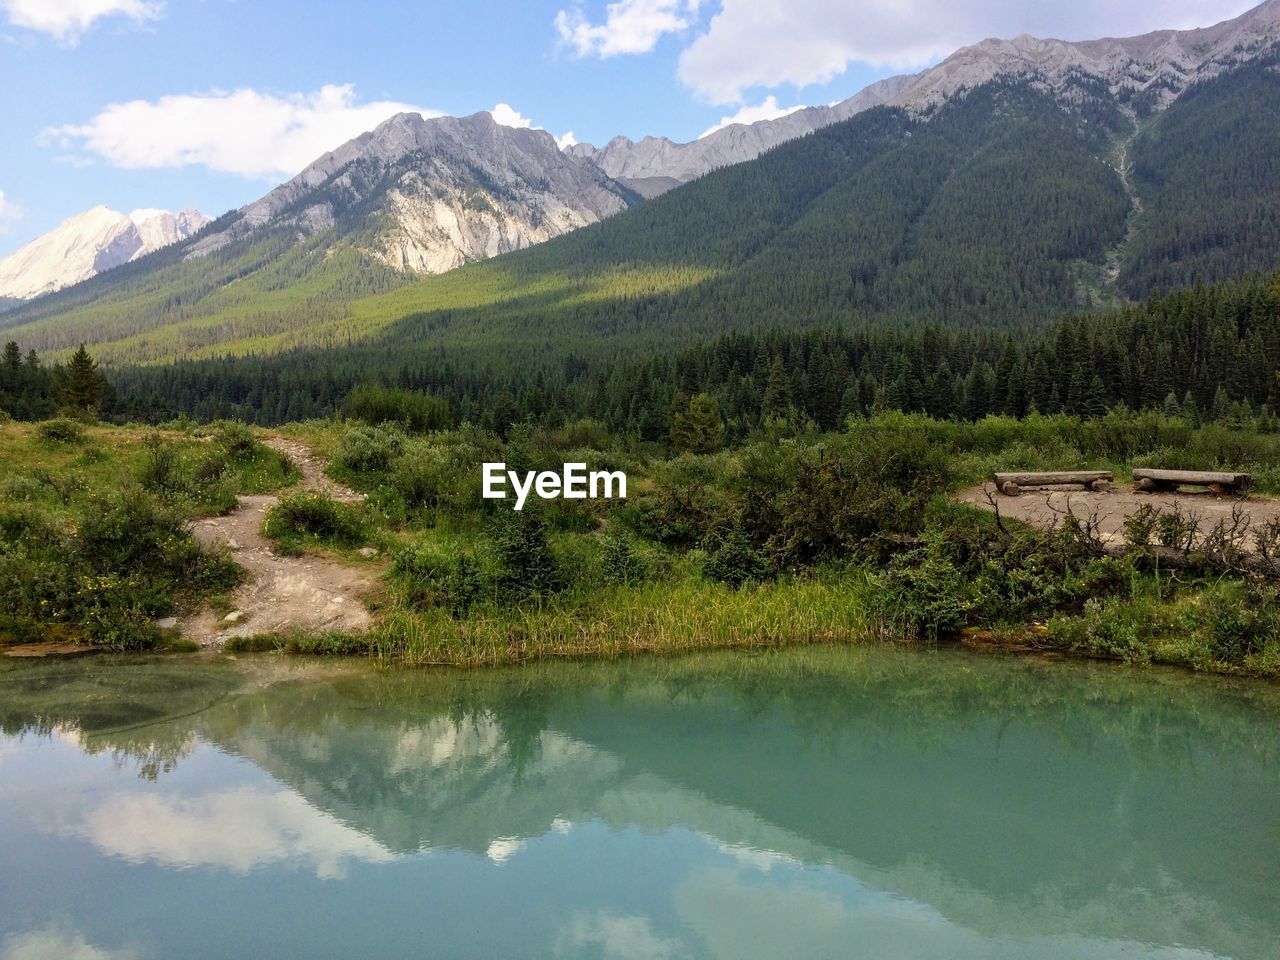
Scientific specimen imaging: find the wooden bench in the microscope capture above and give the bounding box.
[1132,468,1252,496]
[993,471,1114,496]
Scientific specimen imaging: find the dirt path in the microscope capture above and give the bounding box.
[958,482,1280,549]
[177,437,376,648]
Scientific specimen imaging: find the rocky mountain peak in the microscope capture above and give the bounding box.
[186,108,637,275]
[0,205,208,303]
[889,0,1280,114]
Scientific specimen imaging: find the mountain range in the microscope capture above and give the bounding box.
[2,0,1279,381]
[0,206,208,302]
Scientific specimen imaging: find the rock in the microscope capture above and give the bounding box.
[0,206,209,302]
[186,111,634,276]
[223,610,245,624]
[358,547,379,558]
[155,617,178,630]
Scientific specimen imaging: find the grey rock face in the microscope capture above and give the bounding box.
[570,1,1280,192]
[888,0,1280,114]
[572,74,915,190]
[187,111,636,274]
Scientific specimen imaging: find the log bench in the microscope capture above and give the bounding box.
[1131,468,1252,496]
[993,471,1114,496]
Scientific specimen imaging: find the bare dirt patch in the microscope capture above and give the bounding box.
[178,437,377,648]
[958,482,1280,549]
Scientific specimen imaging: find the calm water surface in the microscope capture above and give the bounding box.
[1,646,1278,960]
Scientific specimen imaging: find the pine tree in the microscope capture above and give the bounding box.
[61,344,106,413]
[1181,390,1200,424]
[1082,375,1109,419]
[762,358,792,419]
[1210,385,1231,422]
[670,393,726,453]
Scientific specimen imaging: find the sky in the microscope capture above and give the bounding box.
[0,0,1262,258]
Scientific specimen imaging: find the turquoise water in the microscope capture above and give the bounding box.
[1,647,1278,960]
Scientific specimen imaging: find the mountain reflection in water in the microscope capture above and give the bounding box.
[1,647,1277,960]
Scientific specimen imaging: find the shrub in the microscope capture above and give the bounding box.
[0,503,68,551]
[703,527,771,588]
[1199,583,1278,664]
[600,532,649,586]
[392,539,456,603]
[336,424,405,474]
[1,473,50,503]
[492,510,562,601]
[75,575,162,652]
[629,454,731,547]
[391,451,449,509]
[343,385,451,434]
[77,489,240,596]
[264,492,368,550]
[139,434,184,496]
[741,418,952,566]
[37,418,85,443]
[214,421,259,460]
[392,539,491,614]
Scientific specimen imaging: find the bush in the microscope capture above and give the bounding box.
[492,510,562,601]
[336,424,405,474]
[742,417,952,565]
[75,575,162,651]
[0,490,238,648]
[343,385,452,434]
[391,450,449,509]
[703,527,771,588]
[264,492,368,550]
[1199,583,1279,664]
[214,422,258,460]
[78,489,240,595]
[37,418,85,443]
[392,539,490,614]
[139,434,184,496]
[600,532,649,586]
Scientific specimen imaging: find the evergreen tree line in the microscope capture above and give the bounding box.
[95,273,1280,443]
[0,342,112,420]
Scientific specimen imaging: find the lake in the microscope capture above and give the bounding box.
[1,647,1278,960]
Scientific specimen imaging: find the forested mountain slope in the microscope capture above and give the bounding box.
[98,271,1280,429]
[5,49,1280,374]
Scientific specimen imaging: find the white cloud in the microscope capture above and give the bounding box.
[73,787,397,879]
[489,103,578,152]
[0,0,160,44]
[486,837,527,863]
[43,84,442,180]
[0,190,22,233]
[699,95,803,137]
[554,912,685,960]
[677,0,1258,103]
[490,102,535,129]
[555,0,700,58]
[2,926,137,960]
